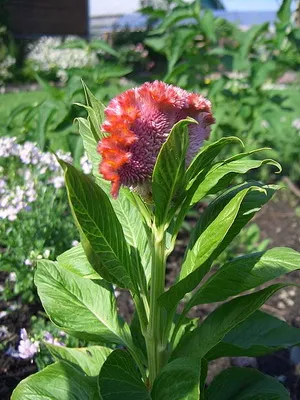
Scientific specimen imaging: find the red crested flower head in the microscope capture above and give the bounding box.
[98,81,214,198]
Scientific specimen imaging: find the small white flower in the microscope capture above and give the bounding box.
[24,259,32,266]
[72,240,79,247]
[292,118,300,130]
[18,329,39,359]
[8,272,17,282]
[43,249,50,258]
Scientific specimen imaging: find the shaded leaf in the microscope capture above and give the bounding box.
[99,350,150,400]
[151,358,201,400]
[205,367,289,400]
[207,310,300,360]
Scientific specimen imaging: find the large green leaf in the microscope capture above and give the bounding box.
[151,358,201,400]
[99,350,150,400]
[205,367,289,400]
[187,247,300,307]
[207,310,300,360]
[172,283,289,359]
[159,183,275,311]
[277,0,292,24]
[11,361,96,400]
[63,161,136,292]
[152,118,192,227]
[57,244,100,279]
[35,260,132,345]
[46,344,111,377]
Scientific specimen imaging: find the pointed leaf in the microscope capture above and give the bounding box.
[188,247,300,307]
[82,81,105,130]
[173,284,290,359]
[160,183,275,311]
[185,136,243,183]
[207,310,300,360]
[205,367,289,400]
[190,157,280,205]
[277,0,292,24]
[152,118,193,227]
[99,350,150,400]
[35,260,133,346]
[62,161,136,292]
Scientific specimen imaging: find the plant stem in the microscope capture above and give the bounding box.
[146,228,167,386]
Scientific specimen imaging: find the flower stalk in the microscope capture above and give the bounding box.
[146,227,168,386]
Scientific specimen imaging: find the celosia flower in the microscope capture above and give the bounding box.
[98,81,214,198]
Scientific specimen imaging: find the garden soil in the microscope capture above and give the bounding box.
[1,190,300,399]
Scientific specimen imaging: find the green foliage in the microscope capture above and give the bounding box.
[12,82,300,399]
[205,367,290,399]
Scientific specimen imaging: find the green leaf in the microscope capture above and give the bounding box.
[75,103,105,142]
[63,161,136,292]
[153,6,195,34]
[57,243,100,279]
[207,310,300,360]
[277,0,292,24]
[145,35,169,54]
[152,118,193,227]
[35,260,132,345]
[89,39,119,57]
[172,283,290,359]
[151,358,201,400]
[76,117,104,180]
[11,361,97,400]
[205,367,289,400]
[99,350,150,400]
[82,81,105,129]
[200,10,217,42]
[46,344,111,377]
[187,247,300,307]
[166,28,195,74]
[185,136,243,183]
[190,157,280,205]
[159,183,275,311]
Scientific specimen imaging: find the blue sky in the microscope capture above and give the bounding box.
[222,0,283,11]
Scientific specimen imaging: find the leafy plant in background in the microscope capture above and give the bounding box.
[0,137,81,302]
[142,0,300,182]
[12,82,300,399]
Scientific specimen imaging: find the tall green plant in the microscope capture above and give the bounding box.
[12,83,300,399]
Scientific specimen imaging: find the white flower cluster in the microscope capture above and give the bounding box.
[80,153,93,175]
[0,136,91,221]
[27,37,98,82]
[0,55,16,83]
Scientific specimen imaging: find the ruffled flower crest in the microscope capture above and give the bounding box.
[98,81,214,198]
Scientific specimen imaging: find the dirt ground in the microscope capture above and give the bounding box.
[1,189,300,399]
